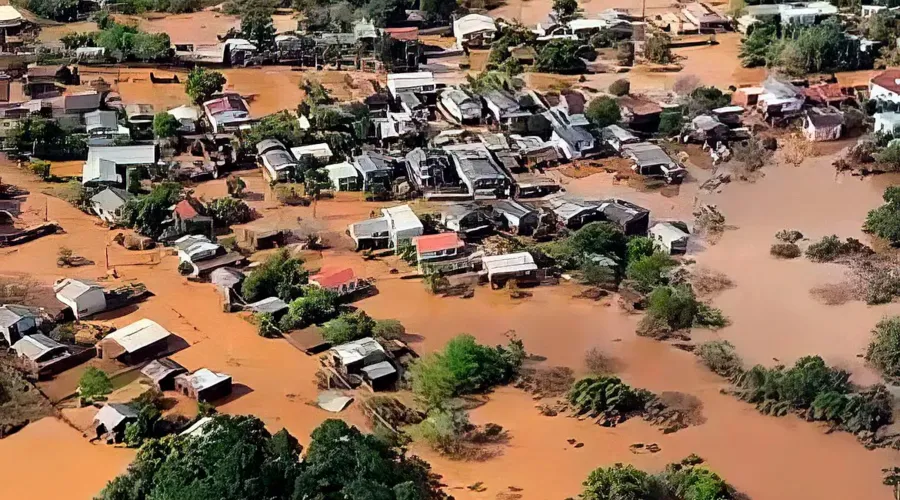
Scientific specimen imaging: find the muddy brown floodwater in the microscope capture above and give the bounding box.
[0,141,899,500]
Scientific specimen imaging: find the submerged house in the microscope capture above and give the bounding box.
[413,232,468,274]
[544,197,602,230]
[12,333,80,378]
[481,252,538,288]
[405,147,459,191]
[84,110,129,146]
[174,368,233,402]
[444,142,511,199]
[650,222,690,254]
[310,267,367,297]
[257,139,297,182]
[82,145,157,186]
[348,204,423,250]
[803,107,843,142]
[324,162,360,191]
[90,187,132,224]
[757,76,804,120]
[601,125,639,152]
[488,199,540,236]
[54,278,107,320]
[440,203,494,236]
[141,357,187,391]
[0,304,40,346]
[618,96,662,131]
[440,88,483,124]
[93,403,138,443]
[590,198,651,236]
[622,142,685,184]
[352,151,396,193]
[96,318,172,364]
[482,90,532,133]
[203,93,252,133]
[454,13,497,49]
[330,337,398,391]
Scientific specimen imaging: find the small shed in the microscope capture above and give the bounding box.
[290,143,333,161]
[90,187,132,224]
[592,198,651,236]
[803,107,843,142]
[140,357,187,390]
[54,278,107,320]
[96,318,172,364]
[331,337,387,373]
[210,267,243,290]
[601,125,639,152]
[93,403,138,443]
[324,162,361,191]
[360,360,398,392]
[244,297,289,317]
[174,368,233,402]
[481,252,538,288]
[0,304,39,345]
[650,222,689,254]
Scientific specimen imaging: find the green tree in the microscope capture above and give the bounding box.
[303,168,333,199]
[241,249,309,302]
[29,160,51,180]
[608,78,630,96]
[535,39,587,74]
[79,367,113,403]
[185,67,226,104]
[585,96,621,128]
[242,111,307,151]
[206,197,253,227]
[864,186,900,244]
[626,236,656,264]
[279,287,339,330]
[366,0,406,27]
[321,310,376,344]
[373,319,406,340]
[121,182,183,239]
[152,112,180,138]
[684,86,730,117]
[130,32,171,61]
[696,340,743,377]
[867,317,900,378]
[625,252,676,293]
[241,11,276,50]
[582,463,661,500]
[552,0,581,22]
[739,20,779,68]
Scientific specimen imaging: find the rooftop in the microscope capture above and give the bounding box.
[140,357,186,383]
[0,304,38,327]
[311,267,357,288]
[103,318,172,353]
[178,368,231,391]
[383,205,424,232]
[415,232,464,254]
[12,334,66,361]
[482,252,537,274]
[332,337,385,365]
[53,278,103,302]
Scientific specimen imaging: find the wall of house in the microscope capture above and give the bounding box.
[871,83,900,104]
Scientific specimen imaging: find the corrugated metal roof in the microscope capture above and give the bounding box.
[178,368,231,391]
[103,319,171,353]
[482,252,537,274]
[332,337,385,365]
[11,333,64,361]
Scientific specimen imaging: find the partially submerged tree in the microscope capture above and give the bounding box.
[534,39,587,74]
[206,197,253,227]
[585,96,621,129]
[867,317,900,378]
[152,112,180,139]
[552,0,581,22]
[644,32,673,64]
[865,186,900,244]
[241,249,309,302]
[121,182,183,239]
[185,67,227,104]
[78,367,113,404]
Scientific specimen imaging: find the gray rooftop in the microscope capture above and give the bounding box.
[256,139,286,155]
[354,151,396,174]
[141,357,187,383]
[444,143,508,181]
[0,304,36,327]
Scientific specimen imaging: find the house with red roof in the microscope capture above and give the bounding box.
[870,69,900,104]
[310,267,368,297]
[413,232,470,274]
[171,199,213,240]
[202,93,252,133]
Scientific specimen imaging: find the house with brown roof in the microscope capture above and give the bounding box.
[309,267,368,297]
[617,95,663,131]
[802,83,850,107]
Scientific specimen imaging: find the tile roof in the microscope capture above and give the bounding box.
[414,232,463,254]
[310,267,356,288]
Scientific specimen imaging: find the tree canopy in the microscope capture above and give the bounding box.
[121,182,183,239]
[98,415,448,500]
[864,186,900,244]
[534,39,587,74]
[185,67,227,104]
[867,317,900,378]
[78,367,112,403]
[586,96,621,129]
[241,249,309,302]
[152,112,180,138]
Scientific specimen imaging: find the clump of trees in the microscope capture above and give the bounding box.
[732,355,893,436]
[6,117,87,160]
[121,182,184,239]
[770,242,801,259]
[867,317,900,379]
[566,375,654,423]
[78,367,112,404]
[278,287,339,331]
[644,32,673,65]
[582,455,737,500]
[696,340,743,377]
[739,19,873,75]
[152,112,181,139]
[638,285,728,337]
[534,39,588,74]
[241,249,309,303]
[409,334,525,409]
[86,19,171,62]
[98,416,448,500]
[626,252,676,293]
[206,197,253,227]
[185,67,227,105]
[805,235,873,262]
[865,186,900,245]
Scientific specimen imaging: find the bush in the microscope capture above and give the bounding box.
[775,229,804,243]
[29,160,51,180]
[241,249,309,303]
[582,463,660,500]
[410,407,470,455]
[206,197,253,227]
[639,285,727,335]
[876,141,900,171]
[121,182,183,239]
[864,186,900,244]
[185,67,226,104]
[627,236,657,264]
[372,319,405,340]
[805,235,872,262]
[541,222,628,270]
[581,260,617,287]
[658,111,684,136]
[534,39,587,74]
[663,459,733,500]
[584,347,614,374]
[585,96,621,129]
[608,79,630,96]
[255,312,280,337]
[278,287,339,331]
[770,243,801,259]
[567,376,653,419]
[79,367,112,404]
[696,340,742,377]
[644,32,673,64]
[409,334,525,408]
[321,310,376,344]
[625,252,676,293]
[152,112,180,138]
[867,317,900,378]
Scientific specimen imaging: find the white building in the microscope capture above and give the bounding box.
[440,88,482,124]
[383,204,424,249]
[82,145,157,185]
[202,93,252,133]
[386,72,438,98]
[874,112,900,135]
[454,13,497,50]
[54,278,107,320]
[481,252,538,285]
[90,187,132,223]
[174,234,221,263]
[650,222,689,254]
[167,105,201,133]
[870,69,900,104]
[324,162,360,191]
[290,143,333,161]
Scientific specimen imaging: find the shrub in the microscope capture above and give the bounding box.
[663,459,732,500]
[241,249,309,302]
[581,260,617,287]
[639,285,727,335]
[644,32,673,64]
[121,182,183,239]
[775,229,804,243]
[410,407,470,455]
[78,367,113,404]
[770,243,801,259]
[608,79,630,96]
[658,111,684,136]
[585,96,621,128]
[184,67,226,104]
[865,186,900,244]
[867,317,900,378]
[278,287,339,331]
[581,463,660,500]
[152,112,180,138]
[534,39,587,74]
[805,235,872,262]
[567,376,653,419]
[584,347,614,374]
[29,160,51,180]
[696,340,742,377]
[625,252,676,293]
[255,312,280,337]
[372,319,405,340]
[626,236,657,264]
[207,197,253,227]
[321,310,376,344]
[410,334,525,408]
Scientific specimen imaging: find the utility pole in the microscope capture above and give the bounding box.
[642,0,646,20]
